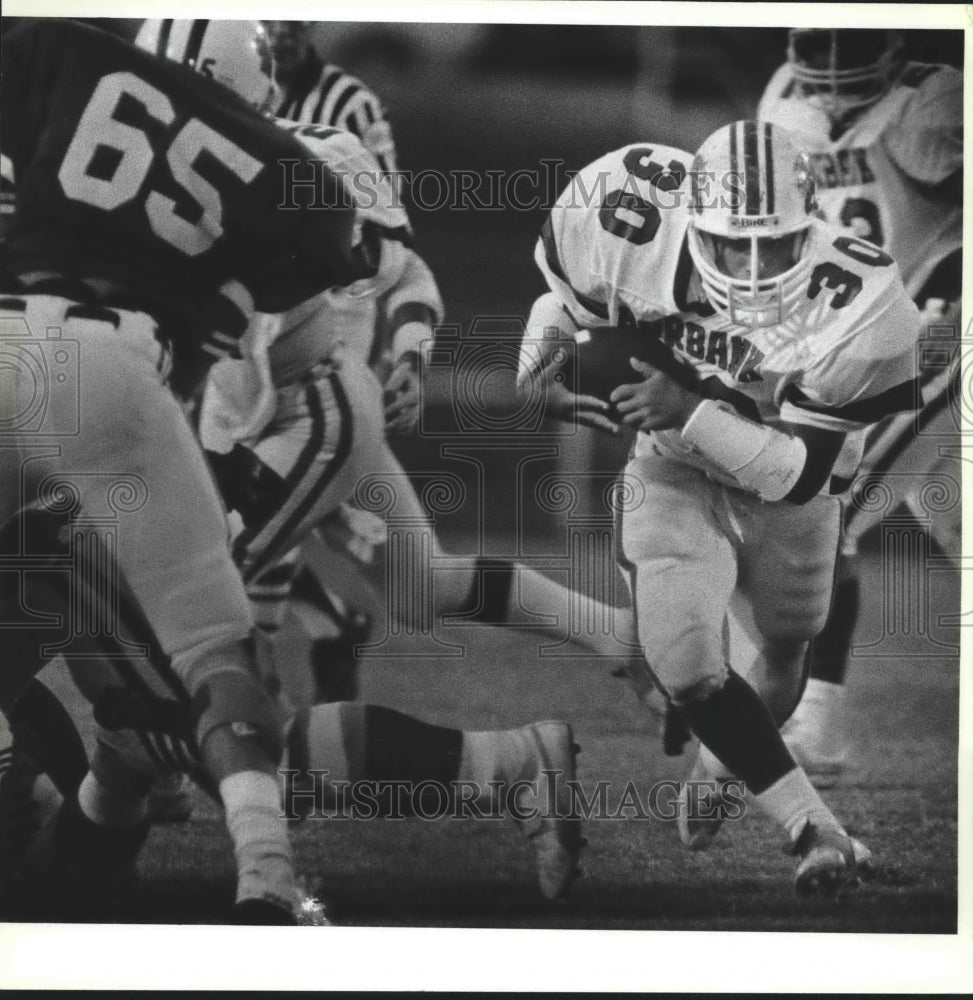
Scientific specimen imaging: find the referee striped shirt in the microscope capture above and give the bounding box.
[274,49,397,176]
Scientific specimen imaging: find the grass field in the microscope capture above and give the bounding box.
[28,542,960,935]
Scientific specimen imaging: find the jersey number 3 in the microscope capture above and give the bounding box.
[808,235,893,309]
[58,72,263,257]
[597,147,686,246]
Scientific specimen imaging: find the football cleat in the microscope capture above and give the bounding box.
[232,898,299,925]
[147,772,196,824]
[790,819,857,897]
[233,884,332,926]
[850,836,873,880]
[676,750,733,851]
[296,887,332,926]
[512,721,583,901]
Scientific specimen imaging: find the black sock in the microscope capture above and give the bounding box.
[809,574,860,686]
[679,670,796,795]
[454,558,515,624]
[364,705,463,817]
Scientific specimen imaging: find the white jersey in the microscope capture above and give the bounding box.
[758,62,962,300]
[536,143,922,492]
[200,123,440,452]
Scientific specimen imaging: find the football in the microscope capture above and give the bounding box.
[552,325,699,406]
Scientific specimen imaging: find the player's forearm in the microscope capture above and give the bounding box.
[518,292,581,383]
[680,401,844,504]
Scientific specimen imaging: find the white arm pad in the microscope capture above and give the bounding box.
[387,249,444,359]
[680,400,807,502]
[517,292,578,387]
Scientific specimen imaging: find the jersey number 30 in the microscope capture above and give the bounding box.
[58,72,263,257]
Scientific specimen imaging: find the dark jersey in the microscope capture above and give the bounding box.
[0,18,360,365]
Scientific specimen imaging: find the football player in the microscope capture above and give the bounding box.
[520,121,923,894]
[0,17,363,923]
[194,115,648,688]
[758,28,963,783]
[258,17,420,702]
[136,18,400,707]
[133,23,622,847]
[0,507,580,916]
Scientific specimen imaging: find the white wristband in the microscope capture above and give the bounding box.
[681,400,807,502]
[391,320,431,362]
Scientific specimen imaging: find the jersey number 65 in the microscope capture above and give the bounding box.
[58,72,263,257]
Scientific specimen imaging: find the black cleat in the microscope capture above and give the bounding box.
[232,898,298,925]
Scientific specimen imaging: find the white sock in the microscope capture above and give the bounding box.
[697,743,731,780]
[220,770,298,910]
[789,679,846,749]
[78,772,148,827]
[802,678,844,710]
[754,767,844,843]
[459,729,533,791]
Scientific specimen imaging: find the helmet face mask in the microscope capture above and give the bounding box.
[687,121,818,330]
[787,28,904,121]
[136,19,279,113]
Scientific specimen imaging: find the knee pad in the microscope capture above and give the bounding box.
[187,639,287,762]
[455,558,514,623]
[667,667,729,709]
[646,615,729,707]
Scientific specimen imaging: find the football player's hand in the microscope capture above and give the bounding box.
[383,351,421,436]
[611,358,698,432]
[520,360,622,436]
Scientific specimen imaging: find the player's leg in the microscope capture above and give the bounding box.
[284,701,581,899]
[735,494,842,725]
[26,726,160,911]
[32,307,301,920]
[224,350,390,710]
[0,679,90,916]
[292,442,642,662]
[621,453,855,892]
[237,350,642,701]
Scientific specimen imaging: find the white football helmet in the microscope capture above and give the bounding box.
[787,29,905,121]
[687,121,818,330]
[136,19,278,113]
